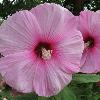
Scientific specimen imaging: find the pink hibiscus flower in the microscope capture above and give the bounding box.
[0,3,84,96]
[77,10,100,73]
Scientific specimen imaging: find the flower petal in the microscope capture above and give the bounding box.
[30,3,75,42]
[90,11,100,39]
[0,51,36,92]
[54,30,84,73]
[33,59,72,97]
[0,10,41,56]
[77,10,94,39]
[80,49,97,73]
[92,47,100,72]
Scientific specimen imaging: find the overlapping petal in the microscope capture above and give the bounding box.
[30,3,77,42]
[0,51,35,92]
[33,59,72,96]
[0,10,41,56]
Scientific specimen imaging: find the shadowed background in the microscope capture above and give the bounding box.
[0,0,100,20]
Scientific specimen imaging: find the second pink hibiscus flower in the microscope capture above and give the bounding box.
[77,10,100,73]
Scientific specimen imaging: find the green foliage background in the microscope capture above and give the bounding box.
[0,0,100,100]
[0,0,100,19]
[0,74,100,100]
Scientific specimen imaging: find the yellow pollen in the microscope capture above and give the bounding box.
[41,48,52,60]
[84,41,90,48]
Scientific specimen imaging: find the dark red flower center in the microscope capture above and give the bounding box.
[84,36,95,48]
[34,42,52,59]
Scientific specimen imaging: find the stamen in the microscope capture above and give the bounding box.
[84,37,94,49]
[84,41,90,49]
[41,48,52,60]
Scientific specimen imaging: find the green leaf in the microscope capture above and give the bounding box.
[93,94,100,100]
[13,93,38,100]
[73,74,100,83]
[0,86,13,100]
[54,87,76,100]
[69,83,94,100]
[38,96,48,100]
